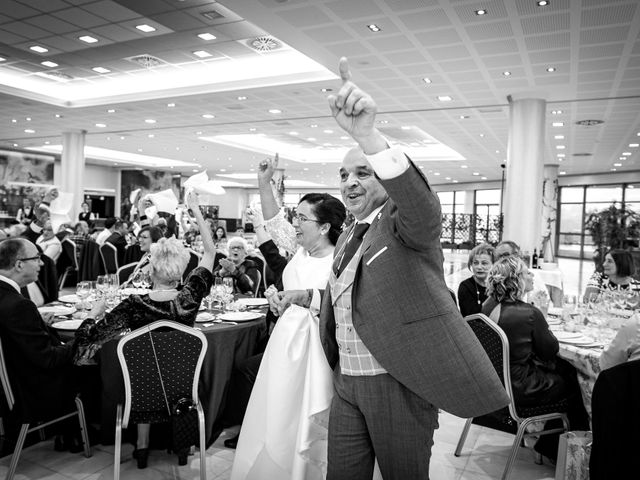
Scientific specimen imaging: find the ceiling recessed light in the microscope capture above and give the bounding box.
[24,129,35,133]
[148,134,154,138]
[144,119,156,124]
[54,114,61,118]
[29,45,48,53]
[630,143,639,147]
[556,145,565,149]
[502,71,511,76]
[614,163,622,167]
[622,152,632,156]
[289,131,299,135]
[41,61,58,68]
[120,136,125,140]
[202,114,215,119]
[557,153,565,158]
[546,66,556,72]
[323,129,334,134]
[559,171,566,175]
[437,95,452,102]
[620,157,626,160]
[307,137,316,141]
[537,0,550,5]
[340,136,349,140]
[495,150,500,153]
[268,109,282,114]
[434,172,440,176]
[136,24,156,33]
[237,96,247,101]
[554,135,564,139]
[95,123,106,128]
[26,117,31,121]
[452,180,459,183]
[137,148,142,152]
[12,143,18,147]
[310,124,318,128]
[167,103,175,107]
[552,121,564,127]
[321,88,332,92]
[367,24,381,32]
[479,133,485,137]
[197,33,217,41]
[422,77,432,85]
[611,168,617,171]
[78,35,98,43]
[193,50,212,58]
[192,169,199,173]
[401,126,412,130]
[11,119,16,123]
[107,109,115,113]
[551,110,562,115]
[461,165,468,169]
[475,9,487,15]
[248,127,257,132]
[92,66,110,73]
[445,177,451,180]
[481,176,487,180]
[459,115,469,119]
[472,172,480,176]
[44,141,50,145]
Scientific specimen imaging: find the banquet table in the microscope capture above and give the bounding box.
[66,313,267,447]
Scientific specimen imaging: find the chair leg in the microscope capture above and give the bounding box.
[7,424,29,480]
[114,404,123,480]
[502,423,527,480]
[454,418,473,456]
[75,396,92,458]
[197,403,206,480]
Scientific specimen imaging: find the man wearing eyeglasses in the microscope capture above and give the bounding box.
[0,238,82,441]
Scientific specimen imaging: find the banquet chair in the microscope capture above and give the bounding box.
[58,238,79,288]
[116,262,138,286]
[454,314,570,480]
[100,242,119,274]
[246,255,266,297]
[253,271,262,298]
[114,321,208,480]
[0,339,91,480]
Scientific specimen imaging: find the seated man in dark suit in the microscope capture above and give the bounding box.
[0,238,96,451]
[105,220,129,266]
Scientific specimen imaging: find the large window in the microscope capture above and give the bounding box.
[557,183,637,259]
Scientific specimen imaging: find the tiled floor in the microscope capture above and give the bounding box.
[2,252,591,479]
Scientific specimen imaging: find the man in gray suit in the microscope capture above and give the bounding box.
[274,57,509,479]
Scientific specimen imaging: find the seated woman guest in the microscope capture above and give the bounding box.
[458,243,495,317]
[482,255,589,460]
[600,312,640,370]
[584,249,640,300]
[74,191,215,469]
[36,220,62,262]
[121,226,163,288]
[213,236,260,295]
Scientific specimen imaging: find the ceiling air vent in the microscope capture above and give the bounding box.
[575,119,604,126]
[126,54,165,68]
[201,10,224,21]
[572,153,593,157]
[247,36,281,52]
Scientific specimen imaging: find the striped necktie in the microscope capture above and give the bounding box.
[335,222,370,277]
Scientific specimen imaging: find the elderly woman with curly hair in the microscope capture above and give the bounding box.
[74,191,216,469]
[481,255,588,461]
[213,236,260,295]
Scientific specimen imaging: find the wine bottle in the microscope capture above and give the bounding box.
[532,248,538,269]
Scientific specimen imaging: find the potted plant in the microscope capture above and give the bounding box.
[584,203,640,273]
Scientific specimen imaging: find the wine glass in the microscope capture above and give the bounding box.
[76,281,92,311]
[96,275,109,298]
[108,273,119,292]
[222,277,234,295]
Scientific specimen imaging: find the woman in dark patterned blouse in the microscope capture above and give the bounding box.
[457,243,495,317]
[584,249,640,301]
[75,191,215,469]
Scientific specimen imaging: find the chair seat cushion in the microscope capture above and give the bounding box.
[130,410,170,424]
[516,398,569,418]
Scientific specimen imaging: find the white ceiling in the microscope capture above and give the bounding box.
[0,0,639,190]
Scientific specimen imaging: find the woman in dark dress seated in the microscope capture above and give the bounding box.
[482,255,589,461]
[213,236,260,295]
[458,243,495,317]
[74,191,216,469]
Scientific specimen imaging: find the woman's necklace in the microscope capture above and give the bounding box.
[474,278,484,305]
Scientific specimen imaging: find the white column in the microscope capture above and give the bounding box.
[503,98,546,255]
[61,130,86,223]
[541,164,559,263]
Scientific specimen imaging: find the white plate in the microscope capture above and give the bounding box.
[39,305,75,316]
[553,331,583,340]
[52,319,83,331]
[558,336,594,346]
[121,288,150,296]
[58,294,80,303]
[236,298,269,307]
[195,312,215,323]
[219,311,263,322]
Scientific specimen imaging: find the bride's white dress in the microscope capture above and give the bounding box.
[230,246,334,480]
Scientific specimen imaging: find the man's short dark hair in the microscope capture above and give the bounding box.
[114,220,128,231]
[0,238,26,270]
[104,217,117,229]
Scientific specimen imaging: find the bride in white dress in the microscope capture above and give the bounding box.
[230,157,346,480]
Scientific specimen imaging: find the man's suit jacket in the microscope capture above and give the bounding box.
[319,160,509,419]
[0,281,74,421]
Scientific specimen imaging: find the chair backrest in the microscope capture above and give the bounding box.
[61,238,78,270]
[464,314,518,420]
[117,320,207,427]
[0,340,16,411]
[182,249,201,282]
[100,242,119,274]
[253,270,262,298]
[246,255,265,297]
[117,262,138,286]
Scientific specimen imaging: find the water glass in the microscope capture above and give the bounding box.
[222,277,234,295]
[108,273,119,291]
[96,275,109,298]
[76,281,92,311]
